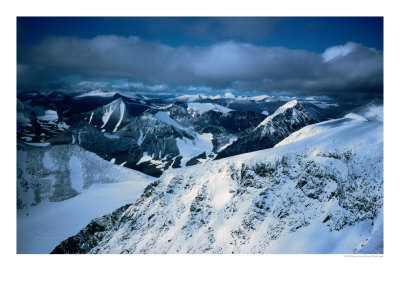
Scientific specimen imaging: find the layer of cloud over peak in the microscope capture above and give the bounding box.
[17,35,383,100]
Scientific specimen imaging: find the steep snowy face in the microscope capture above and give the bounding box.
[216,100,316,159]
[17,144,150,210]
[52,112,383,254]
[72,98,131,133]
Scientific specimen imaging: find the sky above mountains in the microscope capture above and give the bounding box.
[17,17,383,101]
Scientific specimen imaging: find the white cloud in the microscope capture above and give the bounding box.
[321,42,358,62]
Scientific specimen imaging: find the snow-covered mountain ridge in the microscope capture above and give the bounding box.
[216,99,316,159]
[52,107,383,254]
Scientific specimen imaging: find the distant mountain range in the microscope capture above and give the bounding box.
[17,90,360,177]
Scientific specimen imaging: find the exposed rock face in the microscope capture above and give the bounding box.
[73,98,130,133]
[17,97,70,143]
[17,99,42,142]
[216,100,317,159]
[67,96,149,130]
[47,102,265,177]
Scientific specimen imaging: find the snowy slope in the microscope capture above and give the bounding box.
[52,107,383,254]
[17,144,154,253]
[17,180,153,254]
[77,98,130,133]
[17,144,152,209]
[275,113,367,147]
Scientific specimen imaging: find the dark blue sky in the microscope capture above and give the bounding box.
[18,17,383,52]
[17,17,383,100]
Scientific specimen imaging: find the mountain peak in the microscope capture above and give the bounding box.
[256,99,301,129]
[216,100,315,160]
[281,99,298,108]
[105,97,124,107]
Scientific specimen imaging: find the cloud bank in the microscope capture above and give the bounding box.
[18,35,383,100]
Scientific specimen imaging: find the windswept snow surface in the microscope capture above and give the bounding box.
[17,180,153,254]
[357,105,383,122]
[187,103,234,116]
[176,133,214,166]
[17,145,155,253]
[275,115,364,148]
[54,107,383,254]
[344,113,368,122]
[154,111,185,131]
